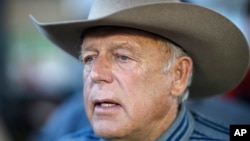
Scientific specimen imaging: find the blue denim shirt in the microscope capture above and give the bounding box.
[58,104,229,141]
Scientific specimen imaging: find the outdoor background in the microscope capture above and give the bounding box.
[0,0,249,141]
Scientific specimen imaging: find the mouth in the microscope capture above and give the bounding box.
[94,100,120,108]
[97,102,117,108]
[93,99,121,114]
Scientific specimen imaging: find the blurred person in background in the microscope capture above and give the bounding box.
[29,0,93,141]
[3,0,92,141]
[0,0,14,140]
[30,1,249,140]
[32,91,90,141]
[0,118,12,141]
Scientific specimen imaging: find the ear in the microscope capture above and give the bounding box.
[170,56,193,97]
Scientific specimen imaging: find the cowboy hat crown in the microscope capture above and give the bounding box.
[88,0,180,19]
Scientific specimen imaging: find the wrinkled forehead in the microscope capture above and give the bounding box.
[81,26,167,42]
[80,26,173,58]
[81,26,186,54]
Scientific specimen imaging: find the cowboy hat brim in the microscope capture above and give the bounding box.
[30,3,249,98]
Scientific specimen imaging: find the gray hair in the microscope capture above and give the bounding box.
[163,40,193,103]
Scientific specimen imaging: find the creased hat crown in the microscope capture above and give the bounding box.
[88,0,180,19]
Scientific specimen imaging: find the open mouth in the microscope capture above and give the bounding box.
[95,101,119,108]
[94,100,121,111]
[98,103,117,108]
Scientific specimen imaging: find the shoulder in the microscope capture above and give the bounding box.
[57,128,103,141]
[186,99,231,141]
[190,111,229,141]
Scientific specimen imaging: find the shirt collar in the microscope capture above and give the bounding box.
[156,104,194,141]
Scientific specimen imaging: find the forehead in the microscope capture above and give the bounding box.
[82,26,166,42]
[81,27,171,61]
[80,27,172,56]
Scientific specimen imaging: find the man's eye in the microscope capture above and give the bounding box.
[84,56,95,64]
[115,54,130,62]
[119,55,129,61]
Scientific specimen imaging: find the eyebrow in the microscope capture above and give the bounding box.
[81,45,96,53]
[78,44,96,62]
[81,40,141,54]
[111,41,140,52]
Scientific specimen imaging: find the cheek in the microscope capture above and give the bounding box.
[83,67,90,80]
[131,75,173,115]
[123,87,173,131]
[83,74,93,121]
[122,75,168,112]
[84,88,94,124]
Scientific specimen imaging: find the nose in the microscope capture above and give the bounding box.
[90,55,113,84]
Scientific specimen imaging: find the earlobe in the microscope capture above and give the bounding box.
[170,56,193,97]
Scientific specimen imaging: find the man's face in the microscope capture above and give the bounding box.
[81,27,179,140]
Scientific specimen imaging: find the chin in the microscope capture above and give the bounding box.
[93,124,127,140]
[95,129,122,140]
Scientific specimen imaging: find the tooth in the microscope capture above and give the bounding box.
[100,103,115,107]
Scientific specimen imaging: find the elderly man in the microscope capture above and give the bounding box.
[31,0,249,140]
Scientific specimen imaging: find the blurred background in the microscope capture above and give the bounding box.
[0,0,249,141]
[1,0,92,141]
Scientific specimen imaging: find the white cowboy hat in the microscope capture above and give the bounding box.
[30,0,249,98]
